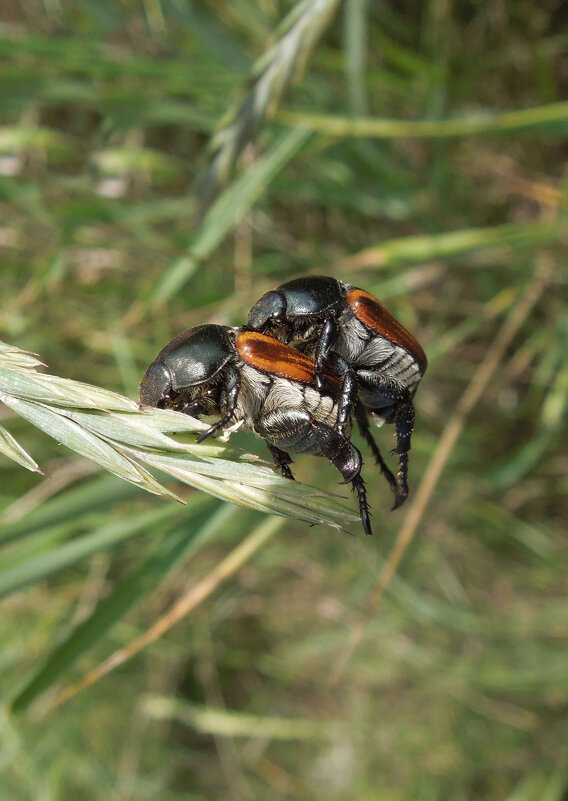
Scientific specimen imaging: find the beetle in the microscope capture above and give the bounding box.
[247,275,427,508]
[139,324,373,535]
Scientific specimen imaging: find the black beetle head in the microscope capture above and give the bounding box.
[249,276,344,327]
[247,290,287,331]
[139,325,234,408]
[139,360,173,407]
[248,277,345,336]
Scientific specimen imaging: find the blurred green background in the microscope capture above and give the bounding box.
[1,0,567,798]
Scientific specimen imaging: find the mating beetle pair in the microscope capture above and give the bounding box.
[140,324,372,535]
[140,276,427,536]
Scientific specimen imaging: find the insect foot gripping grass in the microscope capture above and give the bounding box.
[139,324,373,535]
[0,338,360,535]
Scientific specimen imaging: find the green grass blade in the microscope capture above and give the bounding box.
[196,0,341,196]
[0,367,138,411]
[148,126,310,307]
[338,220,563,270]
[134,449,358,532]
[142,696,342,740]
[0,423,42,473]
[344,0,369,115]
[9,496,221,713]
[279,100,568,138]
[0,393,178,500]
[0,475,140,543]
[0,505,185,600]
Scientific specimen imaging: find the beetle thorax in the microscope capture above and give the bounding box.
[289,316,327,342]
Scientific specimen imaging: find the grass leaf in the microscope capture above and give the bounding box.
[9,496,221,712]
[0,423,42,473]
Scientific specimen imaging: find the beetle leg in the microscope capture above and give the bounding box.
[196,365,241,443]
[266,443,295,480]
[353,399,399,504]
[184,399,206,416]
[330,441,372,537]
[336,368,358,438]
[314,317,338,389]
[392,399,415,509]
[320,352,357,439]
[257,409,372,535]
[350,473,373,537]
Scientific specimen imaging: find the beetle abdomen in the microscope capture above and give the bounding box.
[356,338,423,391]
[346,288,427,374]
